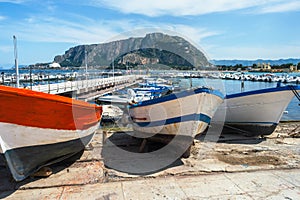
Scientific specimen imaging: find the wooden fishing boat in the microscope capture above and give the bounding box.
[0,85,102,181]
[214,85,300,136]
[129,87,224,138]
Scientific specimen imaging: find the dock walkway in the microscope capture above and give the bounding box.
[28,75,145,101]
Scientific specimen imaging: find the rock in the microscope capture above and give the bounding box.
[32,167,53,178]
[54,32,211,69]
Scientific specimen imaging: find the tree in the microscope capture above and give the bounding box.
[280,63,293,69]
[297,62,300,70]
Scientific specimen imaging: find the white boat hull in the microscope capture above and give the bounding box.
[129,87,224,138]
[214,85,300,136]
[0,85,102,181]
[0,122,98,181]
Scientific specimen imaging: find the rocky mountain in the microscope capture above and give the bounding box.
[54,33,211,69]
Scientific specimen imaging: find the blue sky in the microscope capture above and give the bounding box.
[0,0,300,68]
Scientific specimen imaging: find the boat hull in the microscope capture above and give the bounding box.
[216,85,300,136]
[0,85,102,181]
[129,87,224,138]
[0,123,96,181]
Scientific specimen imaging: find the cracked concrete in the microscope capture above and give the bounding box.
[0,122,300,199]
[4,170,299,199]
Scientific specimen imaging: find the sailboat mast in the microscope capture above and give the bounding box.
[13,35,20,88]
[112,58,115,86]
[85,49,88,82]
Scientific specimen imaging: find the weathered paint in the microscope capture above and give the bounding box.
[0,85,102,130]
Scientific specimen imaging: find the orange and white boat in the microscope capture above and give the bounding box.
[0,85,102,181]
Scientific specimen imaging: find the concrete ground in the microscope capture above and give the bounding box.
[1,169,300,200]
[0,122,299,199]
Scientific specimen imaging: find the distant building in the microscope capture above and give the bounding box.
[49,62,61,68]
[257,62,271,70]
[290,65,297,72]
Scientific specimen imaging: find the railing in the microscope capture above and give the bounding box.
[30,75,144,94]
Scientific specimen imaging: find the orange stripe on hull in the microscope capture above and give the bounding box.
[0,85,102,130]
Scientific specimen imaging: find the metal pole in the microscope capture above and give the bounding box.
[1,72,4,85]
[112,58,115,90]
[13,35,20,88]
[85,50,88,82]
[112,60,115,85]
[48,74,50,93]
[241,73,245,92]
[29,65,32,89]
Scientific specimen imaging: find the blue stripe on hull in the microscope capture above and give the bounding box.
[133,113,211,127]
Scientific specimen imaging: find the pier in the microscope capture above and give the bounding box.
[27,75,145,101]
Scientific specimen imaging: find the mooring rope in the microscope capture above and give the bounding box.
[289,85,300,105]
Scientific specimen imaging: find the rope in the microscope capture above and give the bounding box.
[289,85,300,105]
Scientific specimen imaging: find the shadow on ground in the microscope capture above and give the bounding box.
[101,131,191,175]
[0,151,83,199]
[196,126,267,145]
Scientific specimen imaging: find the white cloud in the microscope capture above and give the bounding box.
[10,16,118,44]
[87,0,300,16]
[7,14,219,47]
[0,15,6,21]
[0,0,27,3]
[170,25,220,42]
[89,0,278,16]
[0,45,12,53]
[259,0,300,13]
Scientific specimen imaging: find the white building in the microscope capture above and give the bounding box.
[48,62,61,68]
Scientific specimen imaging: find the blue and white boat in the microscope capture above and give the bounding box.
[130,85,172,102]
[214,85,300,136]
[129,87,224,138]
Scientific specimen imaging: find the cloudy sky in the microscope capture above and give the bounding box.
[0,0,300,67]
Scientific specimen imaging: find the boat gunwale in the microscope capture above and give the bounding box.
[225,85,300,99]
[129,87,224,108]
[0,85,100,109]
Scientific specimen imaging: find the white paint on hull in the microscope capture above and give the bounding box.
[132,120,208,138]
[0,121,99,153]
[214,89,297,126]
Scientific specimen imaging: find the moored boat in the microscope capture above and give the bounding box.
[215,85,300,136]
[132,86,172,102]
[101,105,124,123]
[129,87,224,138]
[0,85,102,181]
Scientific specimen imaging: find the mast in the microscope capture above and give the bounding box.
[112,58,115,88]
[13,35,20,88]
[85,49,88,82]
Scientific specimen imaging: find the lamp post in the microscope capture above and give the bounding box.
[85,50,88,83]
[1,72,4,85]
[112,58,115,86]
[29,65,32,89]
[13,35,20,88]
